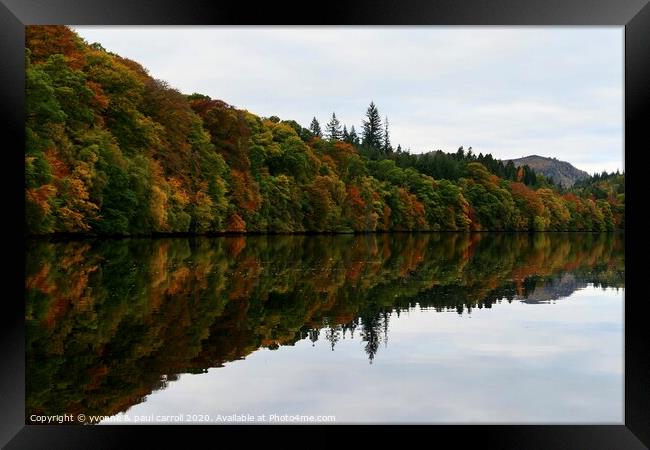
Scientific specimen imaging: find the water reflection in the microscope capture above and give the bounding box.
[25,233,624,421]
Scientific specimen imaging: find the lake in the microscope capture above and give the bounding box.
[25,232,624,424]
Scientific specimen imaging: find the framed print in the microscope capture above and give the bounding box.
[2,0,648,448]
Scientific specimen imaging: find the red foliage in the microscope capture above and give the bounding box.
[562,192,580,203]
[26,25,85,68]
[86,80,109,110]
[44,149,69,178]
[346,185,365,210]
[226,213,246,232]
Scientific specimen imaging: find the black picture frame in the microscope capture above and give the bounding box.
[2,0,648,448]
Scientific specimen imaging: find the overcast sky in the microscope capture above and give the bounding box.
[73,26,623,174]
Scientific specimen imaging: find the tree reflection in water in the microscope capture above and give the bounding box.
[25,232,624,420]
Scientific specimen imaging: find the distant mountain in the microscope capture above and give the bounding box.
[507,155,589,188]
[518,273,585,304]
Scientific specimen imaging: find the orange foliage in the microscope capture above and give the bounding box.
[26,25,86,68]
[229,170,261,213]
[226,213,246,232]
[398,188,427,229]
[166,267,191,296]
[227,257,261,300]
[346,260,365,281]
[25,264,55,295]
[224,236,246,258]
[26,184,57,215]
[347,185,365,208]
[468,206,481,231]
[44,148,69,178]
[332,141,357,159]
[510,182,544,215]
[320,154,338,172]
[562,192,580,203]
[86,80,109,110]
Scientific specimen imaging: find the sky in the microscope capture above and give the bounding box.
[73,26,624,174]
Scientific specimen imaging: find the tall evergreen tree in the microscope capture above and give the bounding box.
[342,125,349,142]
[504,160,516,180]
[383,116,393,153]
[326,112,342,140]
[309,117,322,137]
[362,101,383,149]
[349,125,359,145]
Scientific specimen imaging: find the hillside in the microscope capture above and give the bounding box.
[508,155,589,188]
[24,26,623,235]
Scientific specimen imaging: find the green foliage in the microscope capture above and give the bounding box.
[24,26,624,235]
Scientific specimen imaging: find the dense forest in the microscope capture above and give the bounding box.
[26,233,624,419]
[25,26,625,235]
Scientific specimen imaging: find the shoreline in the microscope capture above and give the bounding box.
[25,229,625,242]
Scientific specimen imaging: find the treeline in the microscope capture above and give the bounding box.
[572,171,625,199]
[25,26,624,235]
[311,106,551,189]
[26,233,624,418]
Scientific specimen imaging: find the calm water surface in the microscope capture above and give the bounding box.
[25,233,624,424]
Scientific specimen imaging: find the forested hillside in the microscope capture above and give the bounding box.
[25,26,624,235]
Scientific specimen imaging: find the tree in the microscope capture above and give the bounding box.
[383,116,393,153]
[325,112,342,140]
[342,125,349,142]
[362,101,383,150]
[309,117,322,137]
[348,125,359,145]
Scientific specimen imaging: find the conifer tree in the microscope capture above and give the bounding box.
[326,112,342,140]
[342,125,349,142]
[383,116,393,153]
[362,101,383,149]
[309,117,322,137]
[349,125,359,145]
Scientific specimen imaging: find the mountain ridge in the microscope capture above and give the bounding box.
[506,155,589,188]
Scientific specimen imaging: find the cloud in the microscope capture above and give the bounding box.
[73,26,624,173]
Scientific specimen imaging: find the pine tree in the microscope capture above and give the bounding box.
[383,116,393,153]
[325,112,342,140]
[362,101,383,149]
[349,125,359,145]
[309,117,322,137]
[342,125,349,142]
